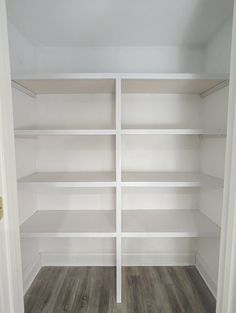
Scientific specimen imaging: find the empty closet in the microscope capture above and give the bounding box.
[6,0,234,311]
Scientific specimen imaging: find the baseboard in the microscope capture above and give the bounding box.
[196,254,217,297]
[123,253,196,266]
[23,254,41,294]
[41,252,195,267]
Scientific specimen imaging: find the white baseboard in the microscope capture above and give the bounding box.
[41,252,195,267]
[196,254,217,297]
[23,254,41,294]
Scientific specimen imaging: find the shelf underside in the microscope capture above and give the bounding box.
[12,73,229,95]
[18,171,224,188]
[14,128,226,136]
[20,209,219,238]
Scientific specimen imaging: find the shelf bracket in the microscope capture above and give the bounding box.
[200,80,229,98]
[11,81,36,98]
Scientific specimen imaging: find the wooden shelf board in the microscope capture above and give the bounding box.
[122,210,220,238]
[21,210,116,238]
[18,172,116,187]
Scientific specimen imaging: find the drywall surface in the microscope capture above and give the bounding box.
[205,17,233,73]
[8,22,205,73]
[7,23,35,73]
[34,46,205,73]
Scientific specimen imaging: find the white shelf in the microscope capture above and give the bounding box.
[12,75,115,94]
[18,172,116,187]
[122,210,220,238]
[121,73,229,95]
[122,129,226,136]
[122,172,224,187]
[12,73,229,96]
[15,129,116,136]
[14,128,226,137]
[21,210,116,238]
[18,171,224,188]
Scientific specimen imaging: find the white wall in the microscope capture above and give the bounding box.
[8,23,205,74]
[35,46,205,73]
[205,17,233,73]
[7,23,35,74]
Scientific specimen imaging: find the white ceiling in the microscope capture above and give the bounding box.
[7,0,234,47]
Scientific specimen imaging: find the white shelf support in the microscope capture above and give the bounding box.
[116,78,122,303]
[11,80,36,98]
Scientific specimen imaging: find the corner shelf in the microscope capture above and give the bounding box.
[21,210,116,238]
[18,172,116,187]
[122,210,220,238]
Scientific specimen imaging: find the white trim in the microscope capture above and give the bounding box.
[0,0,24,312]
[23,255,41,294]
[40,252,195,267]
[12,72,229,81]
[15,129,116,136]
[216,2,236,313]
[196,254,217,298]
[122,129,226,136]
[115,78,122,303]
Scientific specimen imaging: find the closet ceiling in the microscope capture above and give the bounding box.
[7,0,233,47]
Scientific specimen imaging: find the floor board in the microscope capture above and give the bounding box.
[24,266,216,313]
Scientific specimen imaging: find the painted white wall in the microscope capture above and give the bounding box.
[7,23,35,74]
[8,23,205,73]
[34,46,205,73]
[205,17,233,73]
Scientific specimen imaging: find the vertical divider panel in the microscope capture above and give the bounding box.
[116,78,122,303]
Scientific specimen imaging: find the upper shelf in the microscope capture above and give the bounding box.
[12,73,229,96]
[14,128,226,137]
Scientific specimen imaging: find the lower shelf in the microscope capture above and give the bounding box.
[20,209,219,239]
[20,210,116,238]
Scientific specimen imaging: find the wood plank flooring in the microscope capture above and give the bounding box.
[24,266,216,313]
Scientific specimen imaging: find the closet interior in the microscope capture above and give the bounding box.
[11,73,228,302]
[6,0,233,308]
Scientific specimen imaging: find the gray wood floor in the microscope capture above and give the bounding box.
[24,266,216,313]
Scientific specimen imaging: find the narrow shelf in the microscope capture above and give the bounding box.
[122,172,224,187]
[122,210,220,238]
[12,75,115,94]
[21,210,116,238]
[121,73,229,95]
[122,129,226,136]
[12,73,229,96]
[15,129,116,136]
[18,172,116,187]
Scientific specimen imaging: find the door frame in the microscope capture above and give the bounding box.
[0,0,24,312]
[216,2,236,313]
